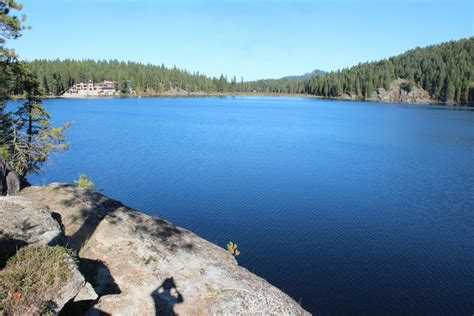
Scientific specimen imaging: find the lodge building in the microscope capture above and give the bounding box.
[65,80,116,96]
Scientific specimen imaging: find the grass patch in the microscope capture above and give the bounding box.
[0,245,76,315]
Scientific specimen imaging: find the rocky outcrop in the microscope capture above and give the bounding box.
[20,183,309,315]
[337,79,433,104]
[368,78,432,104]
[0,157,21,196]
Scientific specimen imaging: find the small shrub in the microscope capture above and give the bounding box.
[75,174,94,189]
[227,241,240,257]
[0,245,76,315]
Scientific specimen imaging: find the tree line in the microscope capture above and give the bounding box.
[25,37,473,104]
[245,37,473,104]
[25,59,246,95]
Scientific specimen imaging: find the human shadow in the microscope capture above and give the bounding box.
[151,277,184,316]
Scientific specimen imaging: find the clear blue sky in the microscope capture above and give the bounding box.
[11,0,474,81]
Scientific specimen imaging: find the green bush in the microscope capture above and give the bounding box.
[0,245,76,315]
[75,174,94,189]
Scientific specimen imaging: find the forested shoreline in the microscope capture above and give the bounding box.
[25,37,474,104]
[245,37,473,104]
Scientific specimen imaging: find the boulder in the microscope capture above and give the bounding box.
[6,171,20,196]
[0,196,63,266]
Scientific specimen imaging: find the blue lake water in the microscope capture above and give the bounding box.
[26,97,473,315]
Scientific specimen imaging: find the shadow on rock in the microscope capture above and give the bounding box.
[51,184,192,253]
[60,258,121,315]
[151,277,184,316]
[0,238,28,268]
[78,258,121,296]
[60,302,112,316]
[60,186,124,251]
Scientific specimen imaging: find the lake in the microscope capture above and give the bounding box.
[27,97,473,315]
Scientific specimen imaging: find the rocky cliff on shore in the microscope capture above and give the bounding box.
[340,78,433,104]
[0,183,309,315]
[368,79,432,104]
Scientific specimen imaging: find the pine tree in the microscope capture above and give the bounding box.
[1,1,71,179]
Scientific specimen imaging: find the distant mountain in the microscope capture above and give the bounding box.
[281,69,326,80]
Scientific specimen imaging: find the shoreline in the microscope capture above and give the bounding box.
[11,93,473,107]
